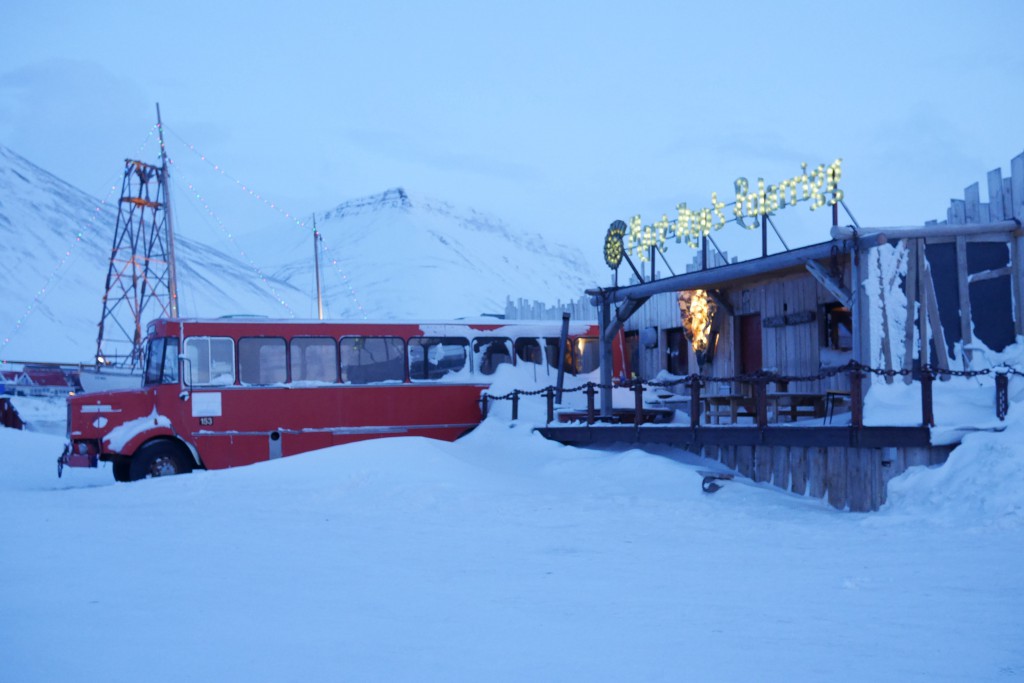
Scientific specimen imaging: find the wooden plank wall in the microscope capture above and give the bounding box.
[626,291,689,381]
[625,269,852,397]
[697,442,953,511]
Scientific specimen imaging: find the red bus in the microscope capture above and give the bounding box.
[60,317,609,481]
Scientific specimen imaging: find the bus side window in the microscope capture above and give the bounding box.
[514,338,542,365]
[239,337,287,385]
[574,336,600,374]
[291,337,338,383]
[472,337,512,375]
[340,336,405,384]
[408,337,470,381]
[544,337,573,374]
[184,337,236,386]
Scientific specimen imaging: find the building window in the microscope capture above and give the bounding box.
[824,303,853,351]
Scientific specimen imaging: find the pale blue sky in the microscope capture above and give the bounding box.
[2,0,1023,273]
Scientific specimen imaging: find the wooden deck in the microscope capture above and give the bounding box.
[537,423,953,512]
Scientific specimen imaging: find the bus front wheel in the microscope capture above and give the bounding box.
[129,441,192,481]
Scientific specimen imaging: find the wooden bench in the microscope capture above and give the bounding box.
[768,392,827,422]
[704,394,758,424]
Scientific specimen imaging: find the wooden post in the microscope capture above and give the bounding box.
[511,390,519,421]
[1011,153,1024,336]
[480,394,488,419]
[850,365,864,429]
[955,235,974,368]
[690,378,701,429]
[546,386,554,425]
[917,242,930,370]
[1014,233,1024,338]
[920,369,934,427]
[633,379,644,426]
[876,248,894,383]
[965,182,982,223]
[755,377,768,428]
[902,239,918,384]
[586,383,596,425]
[988,168,1005,221]
[789,447,808,496]
[827,447,847,510]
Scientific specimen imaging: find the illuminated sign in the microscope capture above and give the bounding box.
[603,220,627,269]
[624,159,843,261]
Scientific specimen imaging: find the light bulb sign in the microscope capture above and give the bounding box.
[621,158,843,263]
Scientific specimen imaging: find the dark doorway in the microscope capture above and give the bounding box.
[623,330,639,380]
[665,327,688,375]
[737,314,762,375]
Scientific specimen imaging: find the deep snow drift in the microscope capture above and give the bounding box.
[1,390,1022,681]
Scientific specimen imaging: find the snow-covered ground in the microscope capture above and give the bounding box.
[2,381,1022,681]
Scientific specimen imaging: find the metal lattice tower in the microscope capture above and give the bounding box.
[95,106,179,370]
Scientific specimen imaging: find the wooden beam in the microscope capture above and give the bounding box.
[1012,153,1024,337]
[967,265,1013,284]
[988,168,1005,221]
[949,199,966,225]
[805,260,853,307]
[965,182,982,223]
[918,242,930,369]
[1012,152,1024,221]
[908,234,1020,245]
[589,237,885,306]
[922,250,950,373]
[902,240,918,384]
[955,236,974,368]
[831,220,1019,242]
[1015,235,1024,337]
[537,424,937,449]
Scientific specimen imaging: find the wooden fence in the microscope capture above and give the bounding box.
[503,295,596,321]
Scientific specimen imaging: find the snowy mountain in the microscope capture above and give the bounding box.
[240,187,597,320]
[0,145,306,362]
[0,147,598,363]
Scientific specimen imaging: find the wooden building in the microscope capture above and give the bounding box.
[540,153,1024,511]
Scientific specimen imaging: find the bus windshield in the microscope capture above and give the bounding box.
[143,337,179,385]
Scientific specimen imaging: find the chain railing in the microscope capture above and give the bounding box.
[480,360,1023,428]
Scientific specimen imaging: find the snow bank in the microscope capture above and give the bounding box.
[883,410,1024,526]
[2,409,1023,682]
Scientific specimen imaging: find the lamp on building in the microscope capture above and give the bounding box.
[678,289,718,368]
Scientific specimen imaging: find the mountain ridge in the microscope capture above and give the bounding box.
[0,144,597,363]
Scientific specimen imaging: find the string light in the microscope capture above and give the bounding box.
[1,128,159,360]
[625,158,844,259]
[176,174,298,317]
[164,127,369,319]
